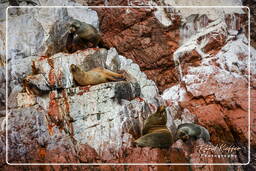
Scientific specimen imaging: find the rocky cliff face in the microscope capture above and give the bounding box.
[0,0,255,170]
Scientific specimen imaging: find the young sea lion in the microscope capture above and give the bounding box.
[70,64,125,86]
[66,31,88,53]
[133,106,173,148]
[176,123,210,142]
[68,19,105,49]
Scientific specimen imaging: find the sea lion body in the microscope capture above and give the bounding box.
[134,106,173,148]
[9,0,38,6]
[142,106,167,135]
[70,64,124,86]
[66,32,88,53]
[134,129,172,148]
[176,123,210,142]
[75,24,101,46]
[69,20,102,48]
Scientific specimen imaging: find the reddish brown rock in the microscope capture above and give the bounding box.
[172,140,242,171]
[201,33,226,56]
[2,2,255,169]
[99,147,190,171]
[178,49,202,76]
[251,89,256,146]
[242,0,256,48]
[179,69,251,146]
[85,0,151,6]
[95,7,181,92]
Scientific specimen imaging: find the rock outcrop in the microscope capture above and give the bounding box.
[0,0,255,170]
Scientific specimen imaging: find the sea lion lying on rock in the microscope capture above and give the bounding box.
[70,64,125,86]
[176,123,210,142]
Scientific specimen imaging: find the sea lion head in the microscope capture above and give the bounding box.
[176,129,190,142]
[153,105,167,125]
[69,20,81,33]
[70,64,80,73]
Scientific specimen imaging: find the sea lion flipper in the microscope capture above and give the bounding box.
[70,64,126,86]
[135,131,172,148]
[106,75,117,81]
[104,69,124,79]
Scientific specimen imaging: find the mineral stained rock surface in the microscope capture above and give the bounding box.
[0,0,255,170]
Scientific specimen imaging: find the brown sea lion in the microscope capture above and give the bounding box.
[133,106,173,148]
[70,64,125,86]
[67,19,107,52]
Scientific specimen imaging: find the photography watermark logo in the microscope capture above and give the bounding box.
[191,144,241,159]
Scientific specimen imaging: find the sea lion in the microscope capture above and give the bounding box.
[70,64,125,86]
[176,123,210,142]
[66,31,88,53]
[8,0,38,6]
[133,106,173,148]
[8,0,19,6]
[68,19,106,50]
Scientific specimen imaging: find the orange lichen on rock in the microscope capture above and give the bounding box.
[78,86,91,96]
[47,58,56,87]
[48,92,59,118]
[47,123,54,136]
[57,71,63,87]
[38,56,49,61]
[96,8,181,93]
[47,92,61,135]
[62,90,70,113]
[135,97,144,102]
[38,147,46,159]
[31,60,38,74]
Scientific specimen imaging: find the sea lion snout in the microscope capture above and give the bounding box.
[69,26,76,33]
[177,130,189,141]
[68,20,81,33]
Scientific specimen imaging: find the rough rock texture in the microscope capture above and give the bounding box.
[95,4,254,169]
[160,4,255,171]
[4,5,163,162]
[242,0,256,48]
[0,0,255,170]
[25,47,161,158]
[1,7,175,168]
[96,7,181,93]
